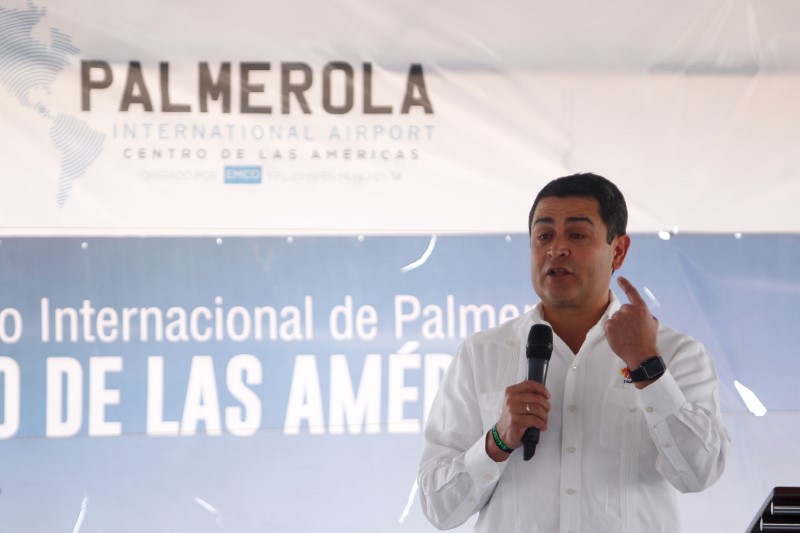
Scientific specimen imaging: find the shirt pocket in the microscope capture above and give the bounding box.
[599,386,641,449]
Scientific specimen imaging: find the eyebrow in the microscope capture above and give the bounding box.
[533,216,594,226]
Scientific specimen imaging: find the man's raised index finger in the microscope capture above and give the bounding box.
[617,276,647,307]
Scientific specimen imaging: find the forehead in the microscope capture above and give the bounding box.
[532,196,602,224]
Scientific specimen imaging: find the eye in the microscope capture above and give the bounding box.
[536,232,552,242]
[570,232,586,240]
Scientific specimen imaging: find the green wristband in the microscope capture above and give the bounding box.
[491,424,513,453]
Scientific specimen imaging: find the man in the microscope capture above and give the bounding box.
[418,173,730,532]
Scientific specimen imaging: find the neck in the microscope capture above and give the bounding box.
[542,297,609,355]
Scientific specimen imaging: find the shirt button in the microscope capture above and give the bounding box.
[567,404,577,412]
[571,364,578,370]
[664,442,671,448]
[566,447,576,453]
[484,474,492,480]
[646,406,654,413]
[628,406,637,413]
[566,488,576,495]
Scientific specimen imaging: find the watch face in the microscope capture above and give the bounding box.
[630,357,665,382]
[642,357,665,378]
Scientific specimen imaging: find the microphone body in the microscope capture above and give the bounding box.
[522,324,553,461]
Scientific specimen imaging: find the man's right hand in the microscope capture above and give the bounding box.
[486,381,551,461]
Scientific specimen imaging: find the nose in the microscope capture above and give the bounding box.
[547,235,570,258]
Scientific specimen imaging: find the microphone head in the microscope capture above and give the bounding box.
[527,324,553,360]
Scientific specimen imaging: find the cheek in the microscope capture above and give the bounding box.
[529,255,543,283]
[596,251,618,273]
[530,249,545,271]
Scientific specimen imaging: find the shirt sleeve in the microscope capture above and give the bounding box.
[417,340,509,529]
[637,336,731,493]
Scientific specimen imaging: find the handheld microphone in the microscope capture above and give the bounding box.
[522,324,553,461]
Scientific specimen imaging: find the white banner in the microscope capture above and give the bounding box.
[2,0,799,234]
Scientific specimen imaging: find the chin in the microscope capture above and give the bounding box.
[539,290,578,308]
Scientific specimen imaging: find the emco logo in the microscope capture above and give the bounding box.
[224,166,262,184]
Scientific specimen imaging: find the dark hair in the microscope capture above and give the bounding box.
[528,173,628,244]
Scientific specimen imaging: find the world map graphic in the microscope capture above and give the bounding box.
[0,1,104,206]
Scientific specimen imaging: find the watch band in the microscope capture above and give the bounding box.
[628,356,666,382]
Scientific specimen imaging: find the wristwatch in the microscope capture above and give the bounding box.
[628,356,666,383]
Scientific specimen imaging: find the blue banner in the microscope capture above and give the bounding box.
[1,234,798,531]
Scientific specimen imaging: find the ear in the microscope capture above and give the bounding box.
[611,234,631,271]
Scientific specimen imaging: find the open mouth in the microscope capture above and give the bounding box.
[547,267,570,276]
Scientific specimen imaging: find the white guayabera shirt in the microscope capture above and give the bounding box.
[418,293,730,533]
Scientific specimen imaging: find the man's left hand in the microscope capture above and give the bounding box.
[605,276,659,370]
